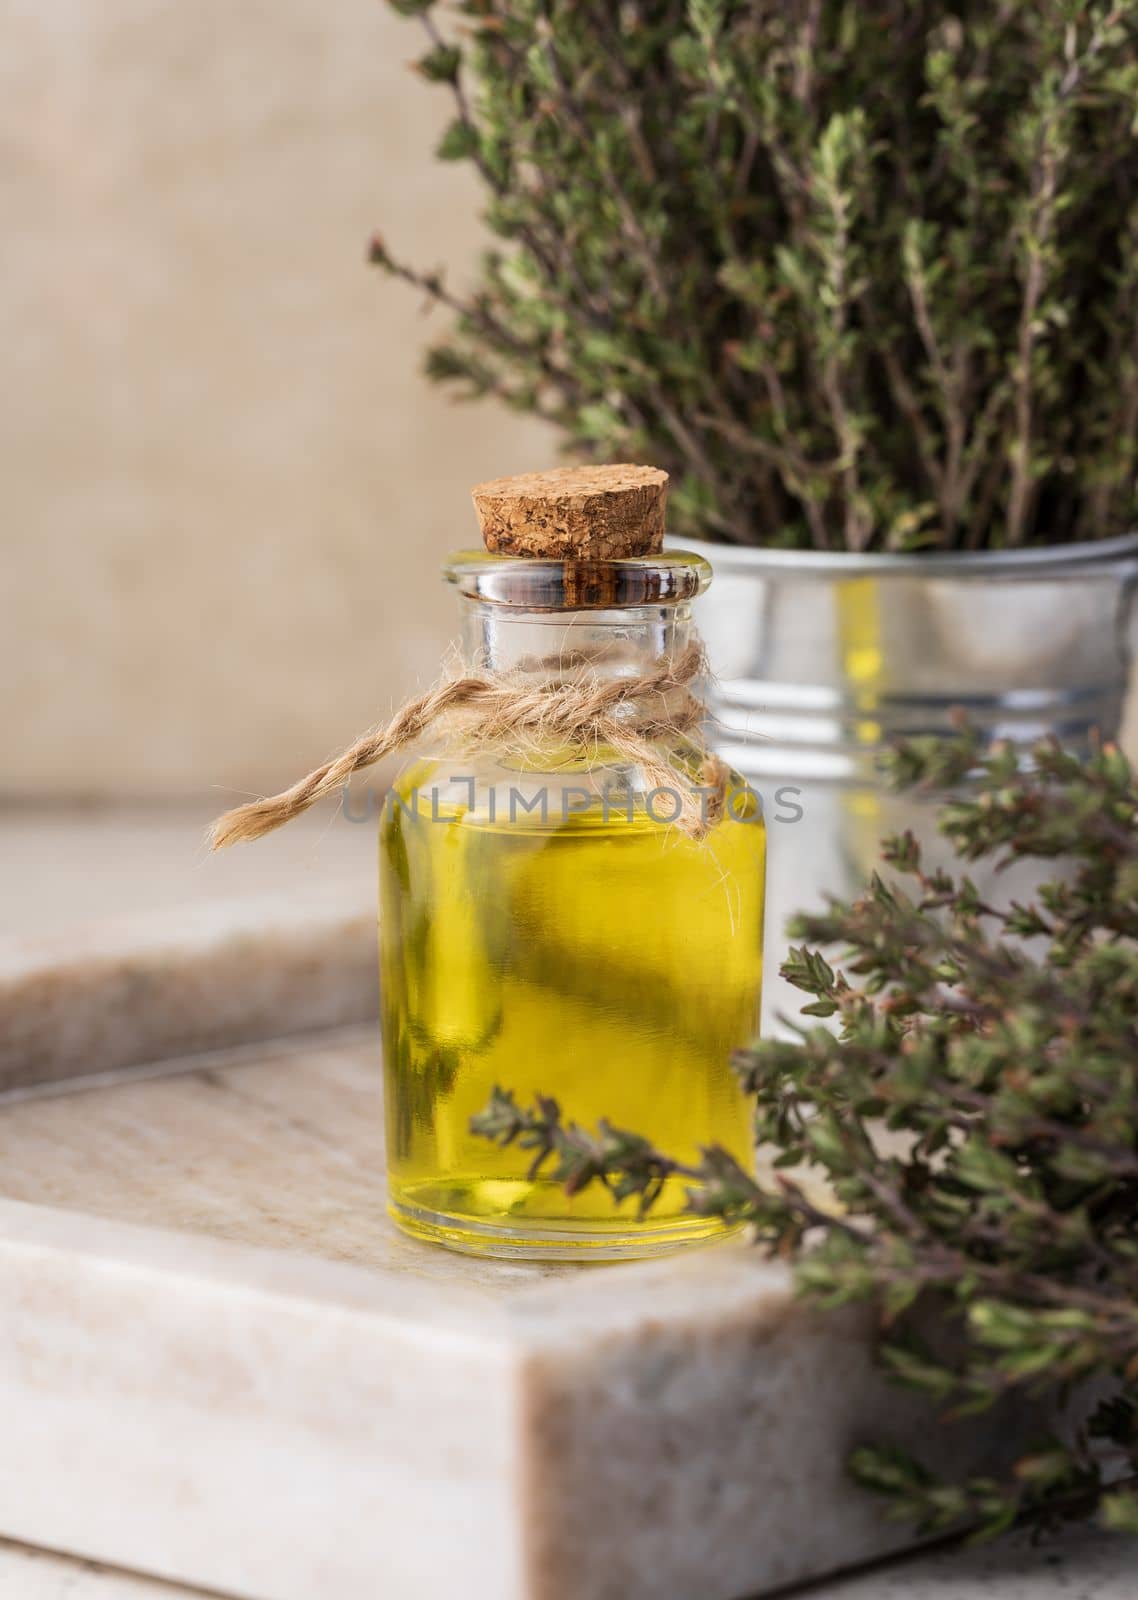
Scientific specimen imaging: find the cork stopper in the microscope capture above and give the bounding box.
[471,464,668,559]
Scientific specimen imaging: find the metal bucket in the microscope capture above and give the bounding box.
[686,535,1138,1033]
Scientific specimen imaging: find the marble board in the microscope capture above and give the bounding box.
[0,1030,1016,1600]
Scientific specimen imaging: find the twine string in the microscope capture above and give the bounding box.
[209,638,728,849]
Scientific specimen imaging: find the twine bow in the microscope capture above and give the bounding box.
[209,638,727,849]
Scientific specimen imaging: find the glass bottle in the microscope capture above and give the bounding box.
[379,550,765,1258]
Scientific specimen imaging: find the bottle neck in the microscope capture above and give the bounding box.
[459,600,694,680]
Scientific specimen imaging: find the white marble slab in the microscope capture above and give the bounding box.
[0,804,379,1094]
[0,804,375,941]
[0,890,377,1094]
[0,1036,1019,1600]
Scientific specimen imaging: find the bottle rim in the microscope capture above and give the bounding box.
[443,550,712,610]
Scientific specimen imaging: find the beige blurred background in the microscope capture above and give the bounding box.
[1,0,552,804]
[4,2,1135,819]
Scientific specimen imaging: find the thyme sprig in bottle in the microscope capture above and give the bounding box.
[380,466,765,1259]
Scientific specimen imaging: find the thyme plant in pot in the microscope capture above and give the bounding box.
[376,0,1138,1026]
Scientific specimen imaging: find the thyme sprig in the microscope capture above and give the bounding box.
[472,732,1138,1538]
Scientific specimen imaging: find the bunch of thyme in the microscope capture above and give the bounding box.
[473,732,1138,1537]
[379,1,1138,551]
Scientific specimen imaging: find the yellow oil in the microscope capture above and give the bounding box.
[379,759,765,1258]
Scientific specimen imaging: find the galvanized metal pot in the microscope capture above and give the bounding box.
[686,534,1138,1034]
